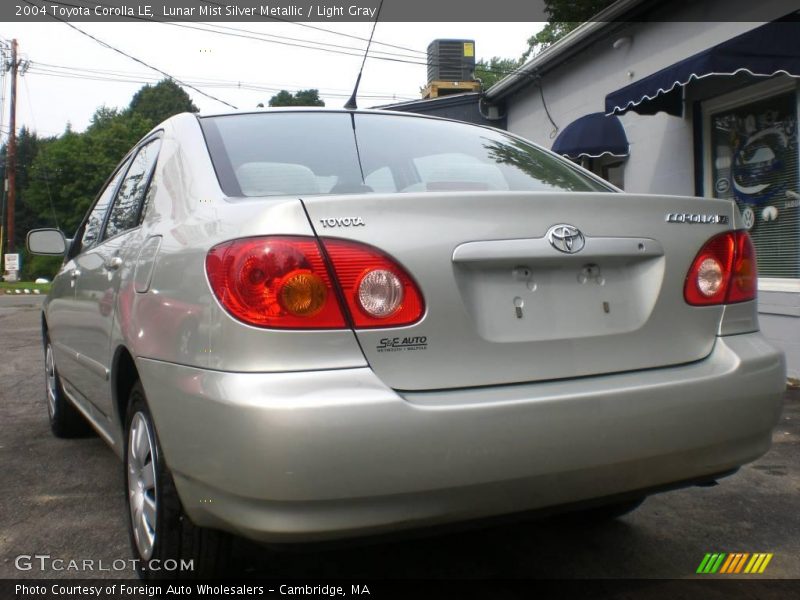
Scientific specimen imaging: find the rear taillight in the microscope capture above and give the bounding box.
[321,238,425,328]
[684,230,757,306]
[206,236,425,329]
[206,237,346,329]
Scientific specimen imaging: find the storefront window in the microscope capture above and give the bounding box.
[710,92,799,279]
[578,156,625,189]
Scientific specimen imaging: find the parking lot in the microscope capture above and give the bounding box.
[1,294,799,581]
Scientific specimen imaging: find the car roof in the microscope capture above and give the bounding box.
[196,106,447,122]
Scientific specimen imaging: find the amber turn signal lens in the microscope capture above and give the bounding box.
[278,270,327,317]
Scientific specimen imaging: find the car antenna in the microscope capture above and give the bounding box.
[344,0,385,110]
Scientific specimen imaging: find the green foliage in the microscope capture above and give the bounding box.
[268,89,325,107]
[522,22,580,61]
[129,79,198,125]
[475,57,523,90]
[0,280,52,292]
[522,0,615,60]
[21,251,63,281]
[23,109,152,236]
[2,127,47,247]
[7,79,191,241]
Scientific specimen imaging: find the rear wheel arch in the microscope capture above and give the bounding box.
[112,346,140,429]
[123,380,231,578]
[41,313,48,345]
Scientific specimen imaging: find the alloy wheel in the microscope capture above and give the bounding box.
[127,412,158,560]
[45,344,57,419]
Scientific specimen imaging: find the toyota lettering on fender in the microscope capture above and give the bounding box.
[319,217,365,228]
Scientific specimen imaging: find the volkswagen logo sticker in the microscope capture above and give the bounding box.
[547,224,585,254]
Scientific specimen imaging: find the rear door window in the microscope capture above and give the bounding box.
[78,159,131,253]
[104,137,162,240]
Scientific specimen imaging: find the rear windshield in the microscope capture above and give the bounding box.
[199,112,613,197]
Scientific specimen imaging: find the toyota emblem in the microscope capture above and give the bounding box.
[547,224,585,254]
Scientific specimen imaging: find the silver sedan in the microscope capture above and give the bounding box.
[28,108,786,578]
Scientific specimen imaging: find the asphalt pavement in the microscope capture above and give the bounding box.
[1,294,798,581]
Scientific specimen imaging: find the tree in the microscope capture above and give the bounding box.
[0,127,46,247]
[128,79,198,125]
[475,57,523,90]
[3,81,196,278]
[24,108,152,236]
[522,0,615,60]
[268,89,325,107]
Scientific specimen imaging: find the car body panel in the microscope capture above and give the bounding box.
[303,191,736,390]
[136,332,784,542]
[36,109,786,544]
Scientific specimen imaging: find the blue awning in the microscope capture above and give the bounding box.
[551,112,629,159]
[605,20,800,117]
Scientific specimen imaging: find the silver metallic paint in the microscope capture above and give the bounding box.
[39,110,786,543]
[137,333,783,542]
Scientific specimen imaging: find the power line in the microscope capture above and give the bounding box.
[182,20,424,61]
[38,0,534,81]
[196,0,429,56]
[32,60,410,94]
[22,0,238,109]
[25,63,416,100]
[46,0,427,63]
[33,0,536,83]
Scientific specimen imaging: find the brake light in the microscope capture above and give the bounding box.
[684,231,757,306]
[321,238,425,328]
[727,230,757,303]
[206,236,425,329]
[206,237,346,329]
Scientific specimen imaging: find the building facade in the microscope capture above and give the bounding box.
[378,92,507,129]
[486,0,800,378]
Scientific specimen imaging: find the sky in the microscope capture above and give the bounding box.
[0,21,542,138]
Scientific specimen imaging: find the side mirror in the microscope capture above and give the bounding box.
[27,229,67,256]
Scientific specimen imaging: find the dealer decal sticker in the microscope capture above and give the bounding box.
[696,552,773,574]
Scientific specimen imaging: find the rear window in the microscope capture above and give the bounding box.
[200,112,612,197]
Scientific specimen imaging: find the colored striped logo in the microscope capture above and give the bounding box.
[696,553,773,574]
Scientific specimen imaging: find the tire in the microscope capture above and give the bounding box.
[124,381,231,580]
[44,337,92,438]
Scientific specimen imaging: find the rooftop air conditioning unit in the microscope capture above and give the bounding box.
[427,39,476,83]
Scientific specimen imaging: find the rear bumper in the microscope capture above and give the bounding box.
[138,332,785,543]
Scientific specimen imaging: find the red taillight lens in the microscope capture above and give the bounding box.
[206,236,425,329]
[684,230,757,306]
[321,238,425,328]
[206,237,346,329]
[727,230,757,303]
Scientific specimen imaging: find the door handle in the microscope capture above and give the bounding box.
[70,269,81,279]
[105,257,123,270]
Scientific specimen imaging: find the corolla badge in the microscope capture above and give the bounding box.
[547,224,585,254]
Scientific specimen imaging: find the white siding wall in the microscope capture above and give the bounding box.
[506,20,762,195]
[502,0,799,377]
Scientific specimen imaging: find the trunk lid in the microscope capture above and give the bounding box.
[303,191,736,391]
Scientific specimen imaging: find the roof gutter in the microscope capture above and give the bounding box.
[485,0,647,102]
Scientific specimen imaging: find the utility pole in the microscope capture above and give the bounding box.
[6,38,17,257]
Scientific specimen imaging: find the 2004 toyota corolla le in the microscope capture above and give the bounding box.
[28,108,786,577]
